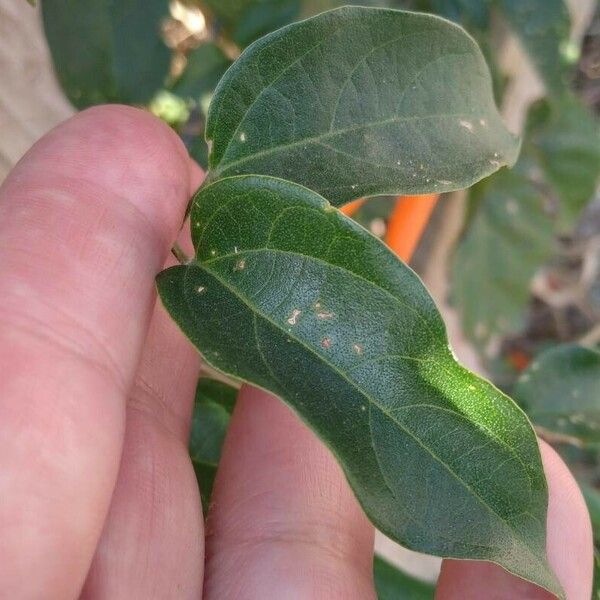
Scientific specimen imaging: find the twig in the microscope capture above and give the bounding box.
[171,242,191,264]
[535,425,585,449]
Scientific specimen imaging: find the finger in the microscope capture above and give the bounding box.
[0,105,193,598]
[203,385,376,600]
[436,440,593,599]
[82,194,205,598]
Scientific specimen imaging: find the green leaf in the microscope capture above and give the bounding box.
[514,344,600,446]
[527,96,600,232]
[373,555,435,599]
[41,0,170,109]
[498,0,571,97]
[172,44,232,100]
[205,7,519,204]
[157,174,561,596]
[452,164,555,349]
[189,378,237,514]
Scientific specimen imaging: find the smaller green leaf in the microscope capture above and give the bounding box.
[230,0,301,47]
[374,555,435,600]
[189,378,237,514]
[172,44,232,100]
[498,0,571,97]
[514,344,600,446]
[527,96,600,232]
[206,6,519,204]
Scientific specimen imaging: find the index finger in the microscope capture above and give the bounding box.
[0,105,193,598]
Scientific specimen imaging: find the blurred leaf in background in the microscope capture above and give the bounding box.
[42,0,171,108]
[172,42,231,100]
[200,0,301,47]
[373,555,435,600]
[499,0,572,97]
[514,343,600,446]
[451,162,556,354]
[527,95,600,231]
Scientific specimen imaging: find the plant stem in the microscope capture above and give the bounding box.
[535,425,585,449]
[171,242,191,264]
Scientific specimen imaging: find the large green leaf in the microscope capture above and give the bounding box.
[452,164,555,349]
[514,344,600,446]
[498,0,571,97]
[41,0,171,109]
[157,175,560,596]
[373,555,435,599]
[189,378,237,514]
[205,7,519,204]
[527,96,600,232]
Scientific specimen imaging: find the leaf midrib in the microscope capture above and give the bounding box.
[200,241,537,480]
[202,245,438,338]
[211,111,484,179]
[183,259,543,560]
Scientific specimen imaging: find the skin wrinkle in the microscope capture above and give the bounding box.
[128,375,188,442]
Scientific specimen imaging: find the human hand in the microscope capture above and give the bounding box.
[0,106,592,599]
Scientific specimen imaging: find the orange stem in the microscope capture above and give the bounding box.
[340,198,365,217]
[385,194,440,262]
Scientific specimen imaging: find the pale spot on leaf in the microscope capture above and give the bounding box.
[317,310,334,320]
[459,119,474,132]
[287,309,302,325]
